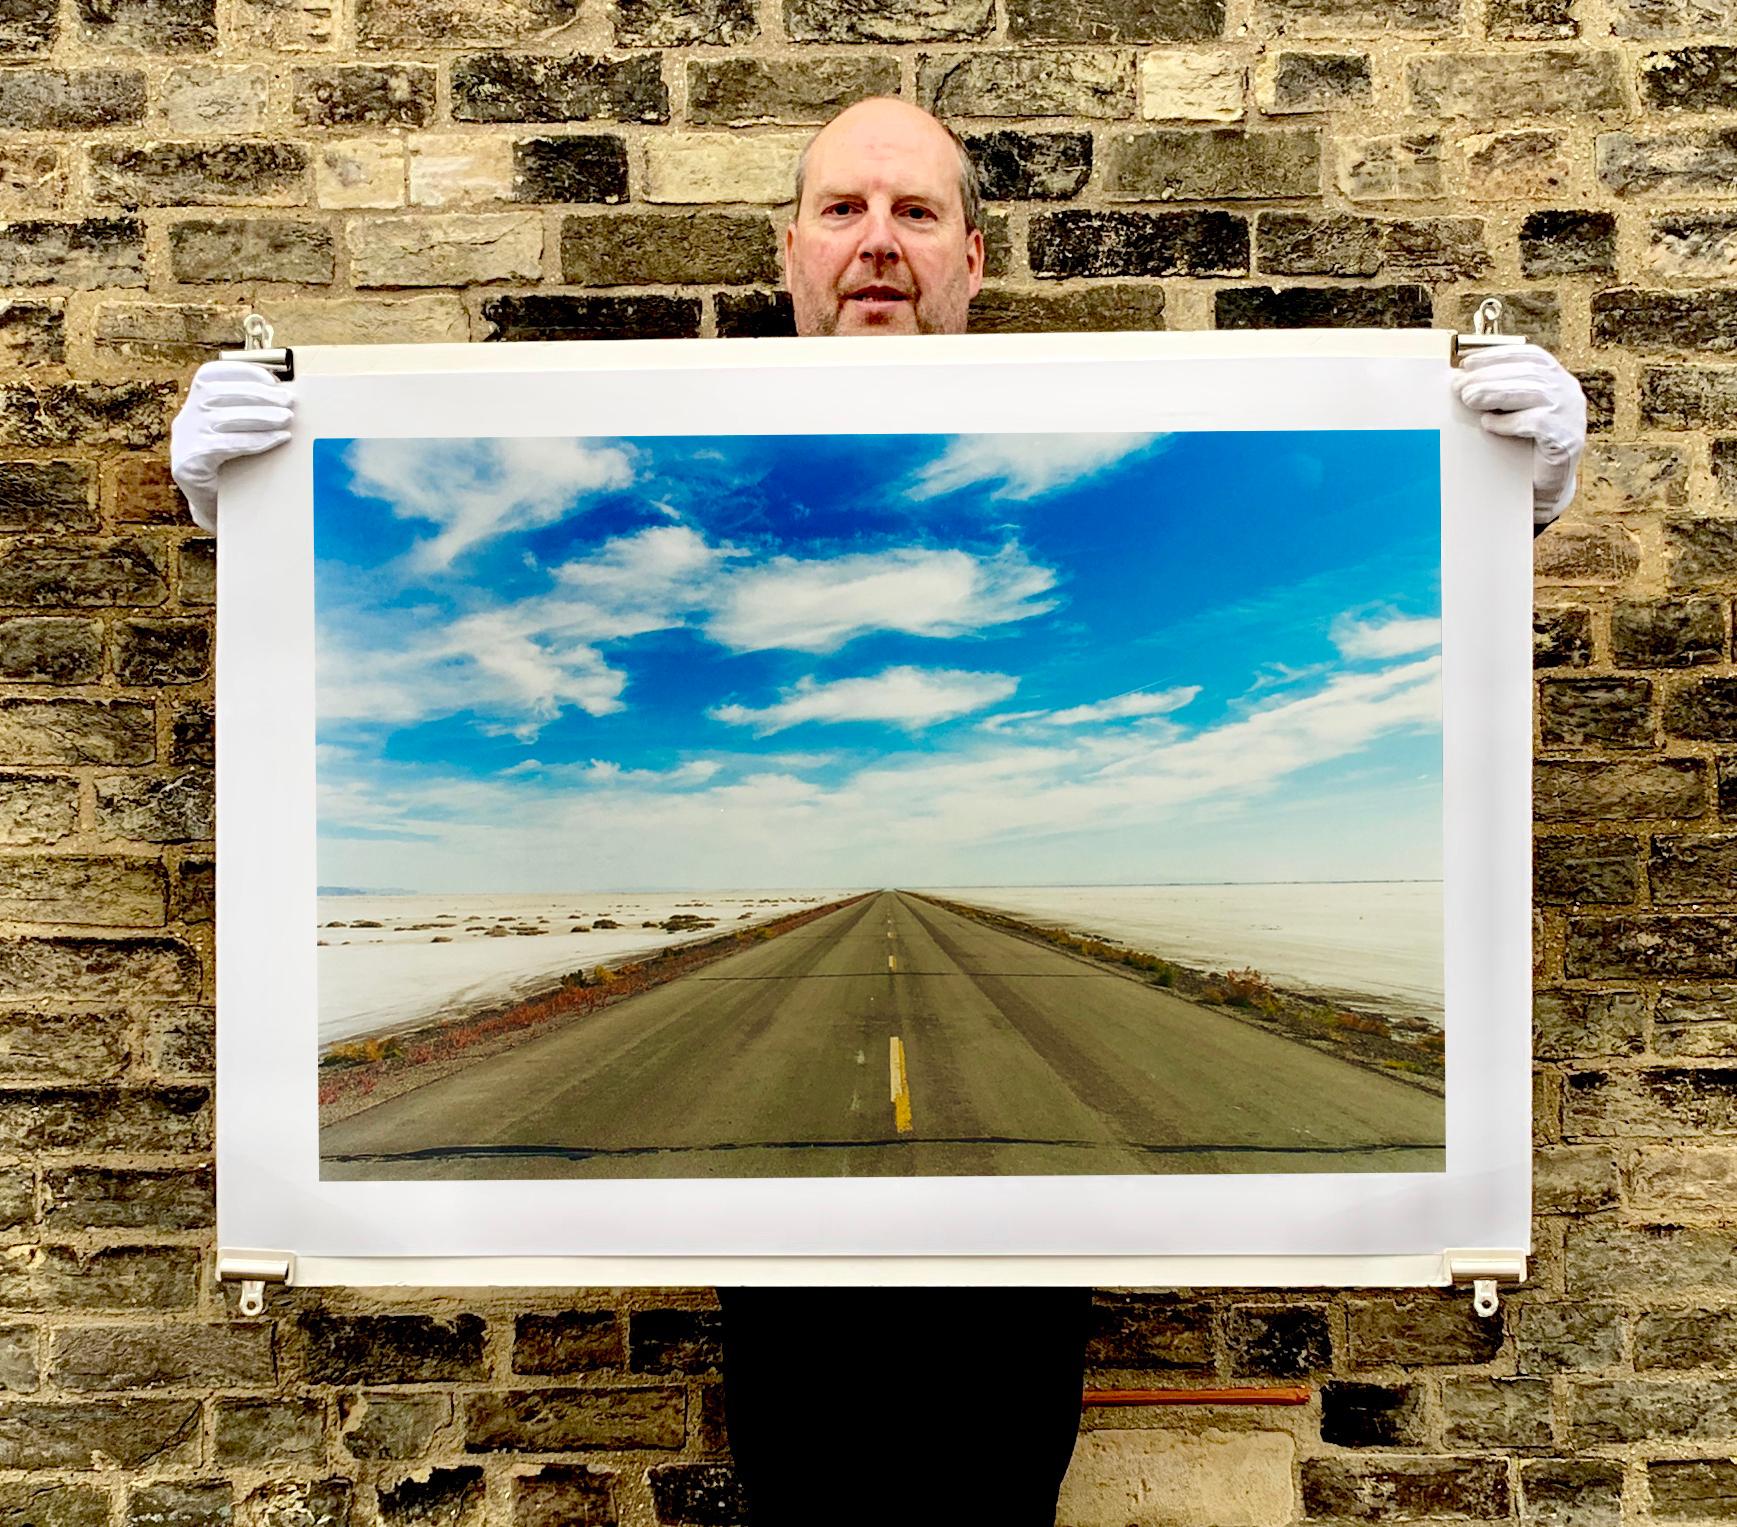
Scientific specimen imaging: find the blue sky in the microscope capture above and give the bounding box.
[313,430,1442,892]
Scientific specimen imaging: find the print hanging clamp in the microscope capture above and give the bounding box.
[1444,1250,1526,1318]
[1452,298,1527,364]
[220,311,295,381]
[216,1250,295,1316]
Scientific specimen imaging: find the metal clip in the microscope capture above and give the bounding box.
[219,310,294,380]
[1444,1250,1526,1317]
[216,1251,294,1315]
[1452,296,1526,363]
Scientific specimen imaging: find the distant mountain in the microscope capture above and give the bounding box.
[317,886,414,896]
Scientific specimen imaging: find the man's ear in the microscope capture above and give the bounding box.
[966,227,985,299]
[782,217,796,287]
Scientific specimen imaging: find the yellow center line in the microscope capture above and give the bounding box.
[887,952,897,972]
[889,1036,912,1135]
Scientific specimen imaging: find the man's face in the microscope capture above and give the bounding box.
[784,100,985,337]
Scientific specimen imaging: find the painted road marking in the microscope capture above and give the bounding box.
[889,1036,912,1135]
[887,953,897,972]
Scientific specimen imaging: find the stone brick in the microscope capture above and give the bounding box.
[92,302,246,370]
[1320,1380,1427,1447]
[1635,1308,1737,1369]
[1225,1304,1331,1378]
[1348,1296,1504,1365]
[0,1247,197,1313]
[0,462,94,532]
[1062,1431,1294,1527]
[1087,1296,1213,1371]
[1665,677,1737,740]
[788,0,990,40]
[0,1085,206,1152]
[258,295,469,344]
[513,1310,621,1374]
[94,772,212,843]
[113,619,210,685]
[1258,213,1486,278]
[1538,677,1653,748]
[1580,370,1615,435]
[1652,833,1737,903]
[1598,289,1737,355]
[1456,129,1570,198]
[0,1485,110,1527]
[1535,989,1645,1058]
[463,1388,684,1451]
[645,1462,746,1526]
[178,540,213,607]
[1520,1460,1621,1527]
[1301,1458,1509,1521]
[1335,133,1443,199]
[79,0,216,49]
[686,58,899,126]
[1642,45,1737,110]
[1568,917,1737,978]
[350,214,542,287]
[0,220,136,295]
[229,0,334,49]
[1262,0,1456,27]
[1138,50,1243,120]
[1569,1379,1737,1443]
[339,1392,451,1459]
[1408,51,1624,117]
[303,1313,486,1384]
[968,285,1167,333]
[628,1309,722,1376]
[87,141,307,208]
[0,1332,35,1393]
[50,1326,271,1392]
[0,384,169,449]
[1568,1223,1732,1298]
[1030,210,1245,277]
[0,1400,199,1467]
[148,1008,212,1075]
[0,69,145,131]
[1648,215,1737,280]
[1718,440,1737,503]
[0,1011,127,1080]
[513,137,627,205]
[981,210,1011,275]
[1488,0,1576,36]
[171,855,212,923]
[169,702,211,765]
[1254,51,1370,113]
[292,65,435,127]
[154,65,267,133]
[0,1179,30,1234]
[0,701,155,766]
[108,460,190,526]
[963,131,1092,199]
[512,1467,616,1527]
[1217,285,1433,329]
[1440,1377,1553,1450]
[1657,989,1737,1058]
[451,53,668,123]
[643,133,803,204]
[0,618,100,683]
[920,51,1136,119]
[1534,835,1639,904]
[1451,290,1562,352]
[1514,1302,1624,1373]
[617,0,754,42]
[0,856,165,925]
[1649,1460,1737,1521]
[377,1468,483,1527]
[357,0,576,44]
[213,1397,323,1463]
[1107,127,1318,199]
[559,212,776,285]
[41,1165,212,1231]
[246,1481,351,1527]
[405,136,508,208]
[1534,607,1591,668]
[0,301,62,368]
[1600,128,1737,196]
[1521,211,1616,276]
[0,0,56,54]
[1667,517,1737,588]
[1578,442,1690,515]
[316,140,404,209]
[1533,521,1640,585]
[168,217,335,284]
[481,293,701,341]
[125,1483,231,1527]
[715,290,793,338]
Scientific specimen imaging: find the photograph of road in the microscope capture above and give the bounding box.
[313,428,1446,1179]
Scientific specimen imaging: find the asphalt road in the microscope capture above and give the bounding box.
[321,890,1446,1180]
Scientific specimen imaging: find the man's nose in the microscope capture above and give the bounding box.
[855,206,901,266]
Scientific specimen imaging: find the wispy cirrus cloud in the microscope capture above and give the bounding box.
[1331,611,1443,661]
[1044,686,1200,726]
[711,666,1019,736]
[909,434,1168,501]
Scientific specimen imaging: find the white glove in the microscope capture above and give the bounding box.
[1450,342,1586,530]
[170,360,294,532]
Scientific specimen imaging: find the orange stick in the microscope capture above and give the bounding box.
[1085,1386,1310,1407]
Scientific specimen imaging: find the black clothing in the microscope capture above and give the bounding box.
[718,1285,1094,1527]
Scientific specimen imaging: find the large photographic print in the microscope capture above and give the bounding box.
[314,427,1447,1182]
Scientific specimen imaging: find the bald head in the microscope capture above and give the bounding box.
[782,97,985,336]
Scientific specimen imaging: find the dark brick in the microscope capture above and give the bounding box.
[963,130,1091,200]
[0,1485,108,1527]
[1522,1460,1621,1526]
[1260,51,1370,111]
[629,1309,722,1376]
[0,301,63,367]
[1613,599,1725,668]
[513,137,628,204]
[292,65,435,127]
[1522,210,1617,276]
[1717,439,1737,502]
[0,1086,206,1153]
[0,854,166,925]
[76,0,215,49]
[0,700,154,765]
[213,1398,323,1463]
[178,538,213,607]
[125,1483,231,1527]
[1656,987,1737,1057]
[646,1462,746,1527]
[0,618,100,683]
[0,538,162,606]
[1644,366,1737,428]
[0,69,145,130]
[172,855,212,922]
[0,936,199,999]
[968,284,1166,333]
[42,1165,211,1231]
[51,1325,271,1392]
[339,1392,451,1460]
[1642,46,1737,110]
[0,384,170,449]
[1108,127,1319,199]
[686,57,899,125]
[113,618,210,685]
[110,457,187,524]
[1535,835,1640,904]
[715,291,793,338]
[1409,50,1624,115]
[1537,523,1640,587]
[1539,676,1653,748]
[1652,834,1737,902]
[0,1328,36,1392]
[1569,1379,1737,1442]
[1597,289,1737,353]
[1487,0,1576,36]
[0,1011,128,1081]
[355,0,575,43]
[302,1314,486,1385]
[1348,1295,1504,1365]
[1535,606,1591,668]
[0,1248,197,1313]
[920,50,1136,118]
[513,1310,621,1374]
[1649,1459,1737,1520]
[1217,284,1433,329]
[1636,1310,1737,1370]
[560,212,777,286]
[1320,1380,1426,1447]
[1442,1375,1554,1449]
[169,702,212,765]
[168,217,333,284]
[1665,677,1737,740]
[1256,211,1380,275]
[1534,989,1645,1058]
[377,1468,483,1527]
[615,0,754,43]
[1225,1305,1330,1378]
[786,0,992,41]
[1568,916,1737,978]
[1600,128,1737,197]
[1667,517,1737,588]
[1536,758,1705,822]
[1515,1303,1626,1373]
[1030,210,1246,277]
[1087,1295,1212,1371]
[512,1467,616,1527]
[87,141,307,208]
[1006,0,1219,40]
[1302,1459,1509,1521]
[0,462,94,532]
[0,0,56,54]
[94,771,212,843]
[1725,755,1737,821]
[452,53,667,124]
[1581,369,1615,433]
[480,294,700,342]
[0,1400,199,1467]
[1266,0,1457,27]
[464,1388,684,1451]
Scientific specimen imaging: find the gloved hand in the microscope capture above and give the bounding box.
[170,360,294,532]
[1450,342,1586,531]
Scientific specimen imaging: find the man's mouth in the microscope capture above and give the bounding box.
[845,287,910,304]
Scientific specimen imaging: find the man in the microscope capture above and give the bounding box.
[173,96,1585,1524]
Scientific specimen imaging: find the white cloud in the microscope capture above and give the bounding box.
[711,666,1019,736]
[909,434,1166,501]
[705,543,1056,654]
[1044,686,1200,726]
[1332,612,1443,661]
[347,438,635,571]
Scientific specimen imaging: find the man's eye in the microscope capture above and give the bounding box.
[823,202,855,215]
[902,206,935,219]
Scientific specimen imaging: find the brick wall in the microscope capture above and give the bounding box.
[1,0,1734,1519]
